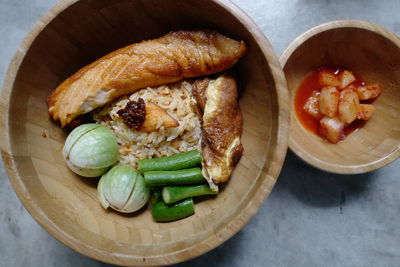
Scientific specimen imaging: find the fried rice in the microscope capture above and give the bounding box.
[93,81,202,168]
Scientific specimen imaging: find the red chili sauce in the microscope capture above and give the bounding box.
[294,67,366,142]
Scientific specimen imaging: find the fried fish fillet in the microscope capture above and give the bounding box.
[48,30,246,127]
[193,74,243,191]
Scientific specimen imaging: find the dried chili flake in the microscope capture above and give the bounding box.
[117,98,146,129]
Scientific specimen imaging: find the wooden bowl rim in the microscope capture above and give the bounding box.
[280,19,400,174]
[0,0,289,265]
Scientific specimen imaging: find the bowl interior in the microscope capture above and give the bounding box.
[282,23,400,173]
[1,0,288,265]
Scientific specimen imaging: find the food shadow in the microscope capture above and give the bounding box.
[76,174,100,189]
[276,150,376,208]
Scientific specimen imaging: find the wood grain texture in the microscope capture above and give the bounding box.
[0,0,289,265]
[280,20,400,174]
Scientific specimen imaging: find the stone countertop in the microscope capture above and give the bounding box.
[1,0,399,266]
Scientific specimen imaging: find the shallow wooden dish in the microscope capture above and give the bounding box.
[280,20,400,174]
[0,0,289,265]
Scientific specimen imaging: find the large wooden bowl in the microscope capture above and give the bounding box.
[0,0,289,265]
[280,20,400,174]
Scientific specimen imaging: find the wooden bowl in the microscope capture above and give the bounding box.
[0,0,289,265]
[280,20,400,174]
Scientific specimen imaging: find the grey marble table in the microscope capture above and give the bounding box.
[1,0,400,266]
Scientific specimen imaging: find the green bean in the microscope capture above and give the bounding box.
[162,185,217,204]
[138,150,201,173]
[144,168,204,186]
[151,198,195,222]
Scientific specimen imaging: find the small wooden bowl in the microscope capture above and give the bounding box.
[280,20,400,174]
[0,0,289,265]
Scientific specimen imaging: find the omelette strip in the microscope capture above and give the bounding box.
[48,30,246,127]
[193,74,243,191]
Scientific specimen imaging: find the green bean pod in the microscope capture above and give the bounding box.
[138,150,202,172]
[144,168,204,186]
[151,198,195,222]
[162,185,218,204]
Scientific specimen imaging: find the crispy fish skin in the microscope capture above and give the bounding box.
[140,101,179,132]
[48,30,246,127]
[193,74,243,190]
